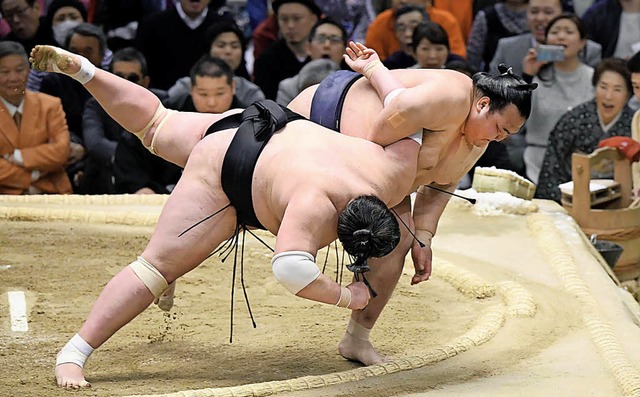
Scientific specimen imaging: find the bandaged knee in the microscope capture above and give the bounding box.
[129,256,169,298]
[56,333,94,368]
[132,103,175,154]
[271,251,321,294]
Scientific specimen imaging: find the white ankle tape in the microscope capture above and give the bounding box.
[129,256,169,298]
[56,334,94,367]
[347,319,371,341]
[52,52,95,84]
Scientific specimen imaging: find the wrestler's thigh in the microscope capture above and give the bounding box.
[142,140,236,280]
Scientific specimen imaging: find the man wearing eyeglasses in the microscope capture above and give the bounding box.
[276,18,347,105]
[253,0,321,100]
[0,0,55,52]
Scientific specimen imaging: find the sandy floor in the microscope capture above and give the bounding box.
[1,196,640,397]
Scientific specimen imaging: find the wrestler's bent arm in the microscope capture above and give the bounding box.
[273,193,371,309]
[367,78,471,147]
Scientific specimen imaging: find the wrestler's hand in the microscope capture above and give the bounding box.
[346,281,371,310]
[410,231,433,285]
[343,41,380,75]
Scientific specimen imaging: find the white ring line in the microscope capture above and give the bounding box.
[8,291,28,332]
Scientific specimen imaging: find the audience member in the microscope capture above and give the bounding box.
[0,0,55,52]
[39,22,105,190]
[383,5,429,69]
[582,0,640,59]
[134,0,231,90]
[627,50,640,194]
[523,13,594,184]
[253,0,320,100]
[0,41,70,194]
[466,0,529,72]
[365,0,466,60]
[433,0,472,41]
[164,55,243,113]
[113,54,243,196]
[276,18,345,105]
[490,0,602,77]
[536,58,634,201]
[315,0,375,43]
[409,20,458,69]
[80,47,163,194]
[168,20,265,107]
[27,0,113,91]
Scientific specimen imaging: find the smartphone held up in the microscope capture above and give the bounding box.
[536,44,565,62]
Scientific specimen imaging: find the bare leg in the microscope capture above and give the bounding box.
[55,139,237,388]
[338,197,413,365]
[29,45,235,167]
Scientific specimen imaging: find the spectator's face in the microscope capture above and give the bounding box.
[545,18,585,61]
[631,72,640,100]
[464,99,525,147]
[191,75,235,114]
[68,33,104,67]
[394,10,424,52]
[1,0,40,40]
[277,3,318,46]
[414,37,448,69]
[527,0,562,43]
[307,23,345,64]
[112,61,149,88]
[595,70,631,125]
[0,54,29,105]
[179,0,210,18]
[52,6,83,25]
[209,32,243,71]
[391,0,425,10]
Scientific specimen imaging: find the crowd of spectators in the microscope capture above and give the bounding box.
[1,0,639,201]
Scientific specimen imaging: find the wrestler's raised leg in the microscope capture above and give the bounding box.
[29,45,235,167]
[338,196,413,365]
[55,139,238,388]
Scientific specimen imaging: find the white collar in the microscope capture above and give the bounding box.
[175,2,209,30]
[0,96,24,116]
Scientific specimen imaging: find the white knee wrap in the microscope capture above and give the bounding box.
[56,333,94,367]
[271,251,321,294]
[129,256,169,298]
[131,103,176,154]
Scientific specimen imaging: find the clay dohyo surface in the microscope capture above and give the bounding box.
[1,201,639,397]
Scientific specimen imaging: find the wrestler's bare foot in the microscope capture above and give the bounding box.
[338,332,389,366]
[29,45,81,74]
[55,363,91,389]
[155,281,176,311]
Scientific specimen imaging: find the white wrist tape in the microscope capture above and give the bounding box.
[56,333,94,367]
[409,129,423,145]
[271,251,321,294]
[51,50,96,84]
[129,256,169,298]
[335,286,352,308]
[383,88,406,107]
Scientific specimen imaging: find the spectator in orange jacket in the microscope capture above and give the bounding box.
[0,41,71,194]
[365,0,466,60]
[433,0,472,41]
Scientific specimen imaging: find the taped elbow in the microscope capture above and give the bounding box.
[271,251,321,294]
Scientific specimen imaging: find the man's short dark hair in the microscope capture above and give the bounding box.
[190,55,235,86]
[110,47,148,76]
[628,51,640,74]
[308,18,347,44]
[64,22,107,56]
[0,41,28,63]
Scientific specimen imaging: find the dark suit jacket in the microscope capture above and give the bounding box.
[0,91,71,194]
